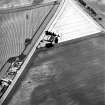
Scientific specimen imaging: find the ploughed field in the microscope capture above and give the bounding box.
[77,0,105,28]
[0,3,54,71]
[6,33,105,105]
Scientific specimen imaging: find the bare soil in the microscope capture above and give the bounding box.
[6,34,105,105]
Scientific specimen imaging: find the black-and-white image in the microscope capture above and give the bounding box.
[0,0,104,105]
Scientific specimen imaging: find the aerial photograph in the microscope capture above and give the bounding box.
[0,0,104,105]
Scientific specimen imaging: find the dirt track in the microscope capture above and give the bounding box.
[0,2,54,72]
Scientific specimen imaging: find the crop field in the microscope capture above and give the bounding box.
[0,1,105,105]
[0,3,54,71]
[4,33,105,105]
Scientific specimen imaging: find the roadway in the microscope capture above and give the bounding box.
[0,1,60,104]
[0,0,105,104]
[0,0,57,14]
[0,0,58,75]
[5,32,105,105]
